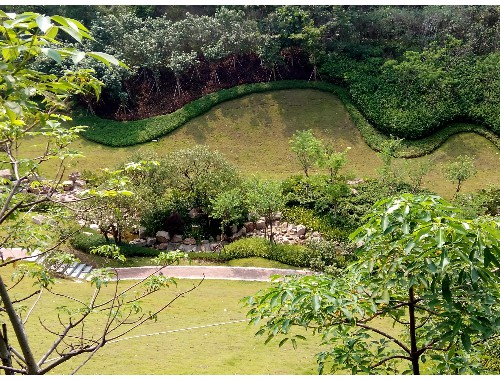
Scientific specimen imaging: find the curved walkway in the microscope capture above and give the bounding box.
[115,265,314,282]
[3,248,313,282]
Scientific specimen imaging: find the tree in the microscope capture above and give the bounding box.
[211,188,246,239]
[289,129,324,177]
[444,154,478,194]
[245,193,500,374]
[162,145,241,214]
[0,11,200,375]
[317,146,350,182]
[246,178,285,242]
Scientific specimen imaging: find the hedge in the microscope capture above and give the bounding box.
[70,232,160,258]
[188,237,354,271]
[77,80,500,157]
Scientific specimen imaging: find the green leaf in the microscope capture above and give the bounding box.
[41,48,62,63]
[436,228,445,248]
[470,267,478,283]
[461,332,471,352]
[278,337,288,347]
[442,274,452,303]
[71,50,86,64]
[404,240,416,254]
[59,25,82,43]
[36,15,52,32]
[5,101,21,115]
[381,215,389,233]
[426,258,438,274]
[87,51,126,68]
[45,25,58,39]
[312,294,321,312]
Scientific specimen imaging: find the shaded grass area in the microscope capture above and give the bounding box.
[18,89,500,199]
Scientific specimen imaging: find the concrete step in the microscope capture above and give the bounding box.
[71,263,87,278]
[78,265,93,280]
[64,262,79,276]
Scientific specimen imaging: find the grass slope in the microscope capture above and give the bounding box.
[19,89,500,198]
[78,80,500,157]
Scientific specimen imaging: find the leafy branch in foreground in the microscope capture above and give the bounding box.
[0,11,200,375]
[244,193,500,374]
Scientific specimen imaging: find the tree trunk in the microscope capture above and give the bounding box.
[0,324,14,375]
[0,276,40,374]
[408,286,420,375]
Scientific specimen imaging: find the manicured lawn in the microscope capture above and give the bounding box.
[15,89,499,199]
[0,266,322,375]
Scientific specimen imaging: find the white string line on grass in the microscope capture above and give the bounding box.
[108,318,252,344]
[44,318,260,364]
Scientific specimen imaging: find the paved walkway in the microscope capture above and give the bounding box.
[115,265,314,282]
[1,248,313,282]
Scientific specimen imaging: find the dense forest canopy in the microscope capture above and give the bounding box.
[3,5,499,139]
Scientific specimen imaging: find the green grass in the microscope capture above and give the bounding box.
[0,266,322,375]
[18,89,500,199]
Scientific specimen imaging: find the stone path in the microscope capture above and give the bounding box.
[1,248,313,282]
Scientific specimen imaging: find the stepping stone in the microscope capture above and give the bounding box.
[64,262,79,276]
[71,263,87,278]
[78,266,93,280]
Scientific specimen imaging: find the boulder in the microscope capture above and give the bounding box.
[230,224,238,234]
[183,237,196,245]
[171,234,183,243]
[238,226,247,236]
[156,230,170,243]
[296,224,306,236]
[243,221,255,232]
[129,239,147,247]
[145,237,156,247]
[62,180,74,191]
[156,243,169,250]
[255,219,266,230]
[273,212,282,221]
[89,224,100,231]
[32,214,47,225]
[0,169,12,180]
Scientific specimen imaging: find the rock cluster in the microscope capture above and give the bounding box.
[128,217,323,253]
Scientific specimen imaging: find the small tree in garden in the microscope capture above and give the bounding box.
[246,178,285,242]
[0,11,201,375]
[245,194,500,375]
[290,129,324,177]
[211,188,246,239]
[444,154,478,193]
[377,136,404,186]
[317,146,350,182]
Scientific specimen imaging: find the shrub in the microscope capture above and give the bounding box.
[266,243,310,268]
[281,206,350,242]
[219,237,270,261]
[305,240,356,275]
[70,232,159,258]
[78,79,500,157]
[481,338,500,374]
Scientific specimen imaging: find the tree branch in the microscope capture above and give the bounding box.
[356,323,411,354]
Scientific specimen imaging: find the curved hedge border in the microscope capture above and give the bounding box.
[78,80,500,157]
